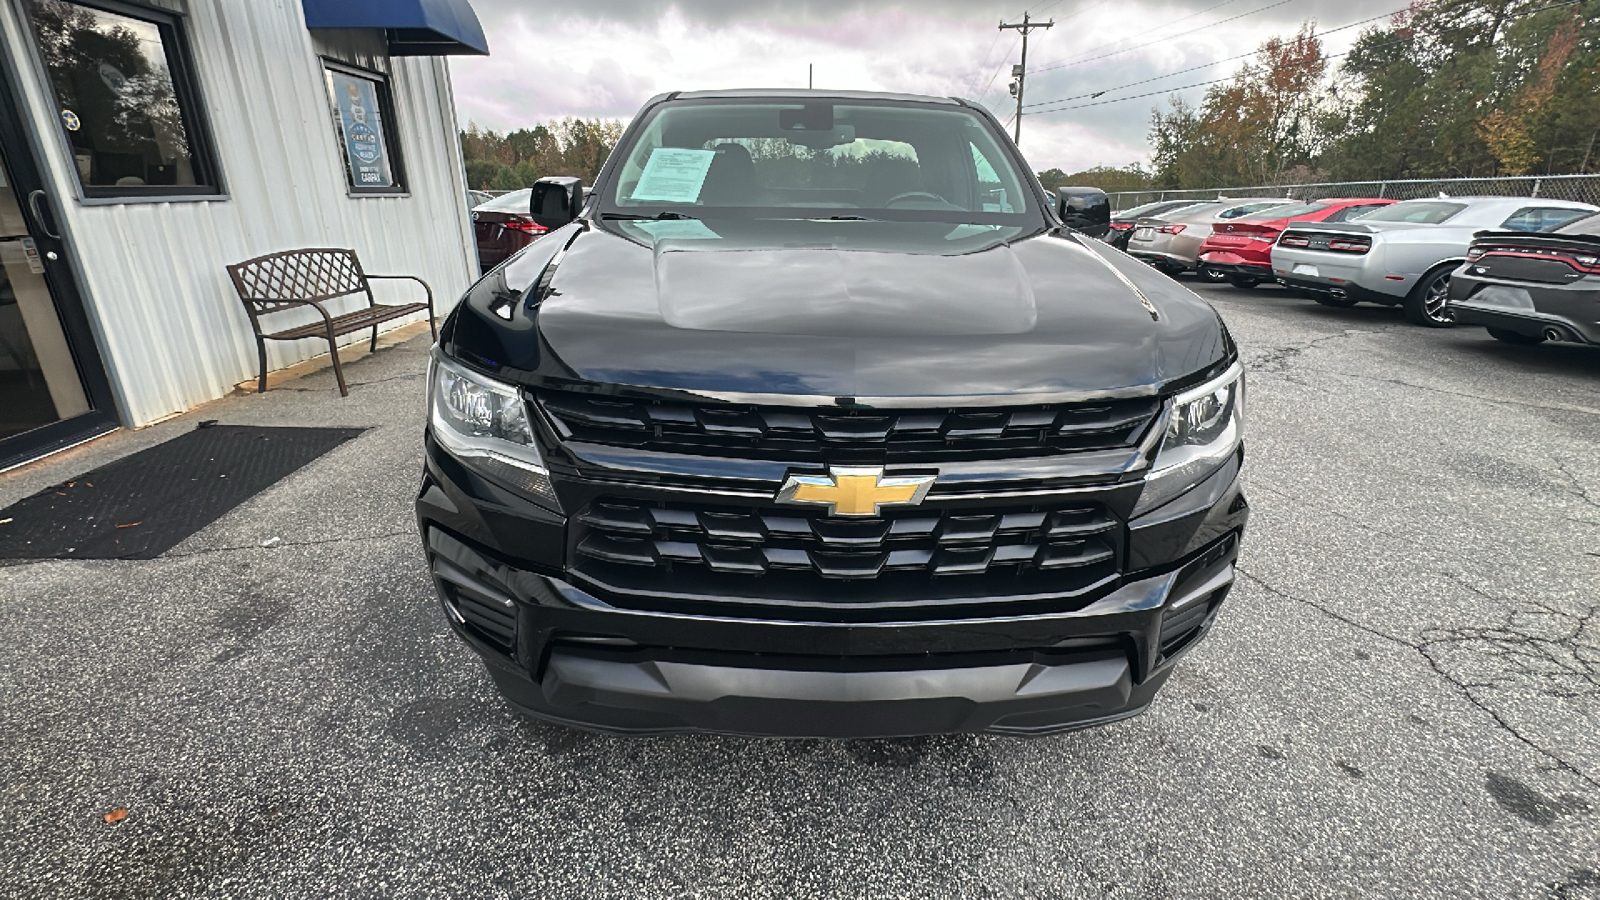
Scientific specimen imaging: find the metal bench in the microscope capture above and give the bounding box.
[227,247,435,396]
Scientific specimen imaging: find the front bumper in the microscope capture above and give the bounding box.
[416,435,1248,737]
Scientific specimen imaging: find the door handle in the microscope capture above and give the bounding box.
[26,190,62,240]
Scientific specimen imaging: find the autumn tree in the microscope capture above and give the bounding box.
[1149,24,1329,188]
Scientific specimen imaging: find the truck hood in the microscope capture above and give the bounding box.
[445,219,1231,404]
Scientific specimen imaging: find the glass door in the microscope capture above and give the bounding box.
[0,47,117,471]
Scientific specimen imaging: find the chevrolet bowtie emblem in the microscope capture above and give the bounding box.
[776,466,936,517]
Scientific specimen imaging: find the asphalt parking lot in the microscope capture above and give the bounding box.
[1,276,1598,899]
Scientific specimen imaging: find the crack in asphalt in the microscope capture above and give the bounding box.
[1245,328,1392,374]
[1556,463,1600,512]
[1237,567,1600,791]
[1420,577,1600,702]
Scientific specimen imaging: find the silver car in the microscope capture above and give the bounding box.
[1270,197,1599,326]
[1127,199,1295,276]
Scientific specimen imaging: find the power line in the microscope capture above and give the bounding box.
[1029,0,1297,75]
[1049,0,1115,23]
[1022,5,1407,110]
[1026,0,1244,72]
[964,28,1009,96]
[975,34,1023,109]
[1024,0,1583,115]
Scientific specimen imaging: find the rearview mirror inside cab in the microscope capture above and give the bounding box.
[530,176,584,230]
[1056,186,1110,238]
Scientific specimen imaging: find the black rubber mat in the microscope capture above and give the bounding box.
[0,424,363,560]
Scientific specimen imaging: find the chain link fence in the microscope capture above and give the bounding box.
[1106,173,1600,212]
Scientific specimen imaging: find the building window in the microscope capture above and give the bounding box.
[28,0,222,198]
[323,62,405,194]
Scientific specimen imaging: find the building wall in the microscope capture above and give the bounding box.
[0,0,478,427]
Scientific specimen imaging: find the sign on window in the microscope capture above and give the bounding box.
[326,68,397,191]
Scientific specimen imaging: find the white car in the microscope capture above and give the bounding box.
[1270,197,1599,326]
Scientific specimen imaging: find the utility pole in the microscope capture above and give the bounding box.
[809,63,813,89]
[999,12,1053,146]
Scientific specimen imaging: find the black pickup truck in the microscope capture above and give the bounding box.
[416,89,1248,737]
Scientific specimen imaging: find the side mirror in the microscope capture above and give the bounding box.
[529,176,583,230]
[1056,186,1110,238]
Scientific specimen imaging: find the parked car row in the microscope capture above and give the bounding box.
[1111,194,1600,348]
[1126,198,1299,278]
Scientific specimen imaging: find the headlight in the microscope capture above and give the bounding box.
[428,350,556,503]
[1133,362,1244,516]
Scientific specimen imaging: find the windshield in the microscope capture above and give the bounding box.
[1359,201,1465,224]
[601,99,1035,224]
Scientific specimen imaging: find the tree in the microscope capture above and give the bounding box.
[1142,1,1600,187]
[1039,165,1151,192]
[1148,25,1329,188]
[459,117,626,189]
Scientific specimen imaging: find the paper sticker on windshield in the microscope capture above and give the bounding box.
[633,220,721,241]
[631,148,716,203]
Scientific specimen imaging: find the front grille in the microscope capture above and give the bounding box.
[536,389,1161,462]
[569,495,1123,620]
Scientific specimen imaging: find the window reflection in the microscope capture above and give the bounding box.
[30,0,202,189]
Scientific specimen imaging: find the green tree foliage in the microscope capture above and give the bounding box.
[1038,165,1152,192]
[460,117,625,189]
[1147,1,1600,188]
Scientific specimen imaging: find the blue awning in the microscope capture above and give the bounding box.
[302,0,489,56]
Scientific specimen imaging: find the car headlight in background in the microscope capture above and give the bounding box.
[429,350,557,503]
[1134,362,1244,516]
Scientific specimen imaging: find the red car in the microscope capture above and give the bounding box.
[472,189,548,272]
[1196,198,1395,288]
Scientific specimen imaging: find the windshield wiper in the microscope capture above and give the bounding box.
[601,211,701,221]
[813,215,879,221]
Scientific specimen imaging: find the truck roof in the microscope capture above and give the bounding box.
[667,88,963,105]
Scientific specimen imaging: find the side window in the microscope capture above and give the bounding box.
[969,142,1011,213]
[28,0,222,198]
[323,62,406,194]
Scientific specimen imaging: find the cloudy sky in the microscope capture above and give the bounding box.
[450,0,1403,173]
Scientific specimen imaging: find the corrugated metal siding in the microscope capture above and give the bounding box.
[0,0,476,426]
